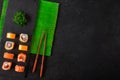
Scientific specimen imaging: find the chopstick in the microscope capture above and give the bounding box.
[40,32,47,78]
[32,31,45,73]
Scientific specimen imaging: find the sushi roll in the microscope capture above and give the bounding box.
[6,32,16,39]
[18,45,28,51]
[19,33,28,43]
[2,61,12,70]
[3,52,14,59]
[15,65,25,72]
[17,53,26,62]
[5,41,15,50]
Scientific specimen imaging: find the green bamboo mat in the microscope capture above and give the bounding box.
[30,1,59,56]
[0,0,8,38]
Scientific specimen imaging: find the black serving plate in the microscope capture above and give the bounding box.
[0,0,39,78]
[0,0,3,16]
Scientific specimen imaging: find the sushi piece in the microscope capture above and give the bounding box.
[5,41,15,50]
[6,32,16,39]
[2,61,12,70]
[17,53,26,62]
[19,33,28,43]
[15,65,25,72]
[3,52,14,59]
[18,45,28,51]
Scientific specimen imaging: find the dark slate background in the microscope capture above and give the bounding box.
[1,0,120,80]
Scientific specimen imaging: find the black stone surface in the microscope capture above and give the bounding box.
[0,0,3,16]
[1,0,120,80]
[0,0,38,78]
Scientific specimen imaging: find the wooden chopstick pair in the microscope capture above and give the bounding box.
[32,31,47,78]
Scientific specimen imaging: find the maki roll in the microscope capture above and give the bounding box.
[15,65,25,72]
[6,32,16,39]
[2,61,12,70]
[19,33,28,43]
[18,45,28,51]
[5,41,15,50]
[3,52,14,59]
[17,53,26,62]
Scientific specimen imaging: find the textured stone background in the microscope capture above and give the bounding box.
[1,0,120,80]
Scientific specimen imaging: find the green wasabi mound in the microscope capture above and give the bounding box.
[13,11,27,26]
